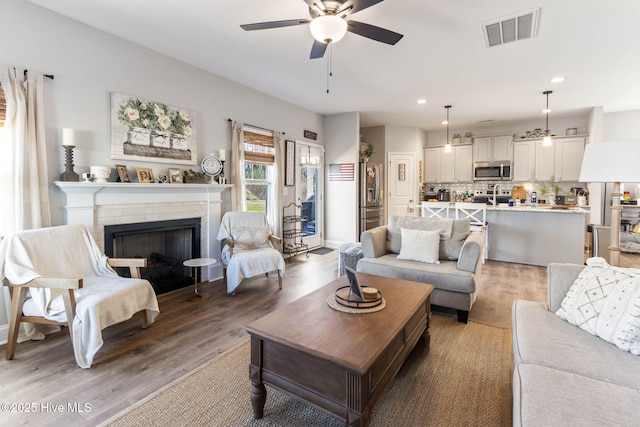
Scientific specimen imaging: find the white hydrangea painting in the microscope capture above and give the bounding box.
[110,92,198,165]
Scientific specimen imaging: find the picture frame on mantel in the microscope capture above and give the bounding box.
[136,167,154,184]
[285,140,295,186]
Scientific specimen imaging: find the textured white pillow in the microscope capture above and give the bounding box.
[397,228,440,264]
[556,257,640,355]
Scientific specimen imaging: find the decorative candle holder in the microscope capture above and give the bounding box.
[217,160,226,184]
[60,145,80,182]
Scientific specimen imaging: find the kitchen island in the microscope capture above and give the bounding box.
[486,205,588,266]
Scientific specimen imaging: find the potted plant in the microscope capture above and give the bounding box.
[360,143,374,161]
[183,169,206,184]
[539,176,562,205]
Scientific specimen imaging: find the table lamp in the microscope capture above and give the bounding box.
[579,140,640,266]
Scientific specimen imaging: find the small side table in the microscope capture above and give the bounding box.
[183,257,216,302]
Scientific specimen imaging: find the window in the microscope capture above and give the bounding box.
[243,127,275,214]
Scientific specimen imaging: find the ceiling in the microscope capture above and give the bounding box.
[27,0,640,131]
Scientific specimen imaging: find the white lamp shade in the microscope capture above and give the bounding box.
[579,140,640,182]
[309,15,348,43]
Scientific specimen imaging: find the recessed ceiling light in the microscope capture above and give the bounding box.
[441,120,449,125]
[417,99,427,104]
[551,76,565,83]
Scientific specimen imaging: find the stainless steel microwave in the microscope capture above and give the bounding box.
[473,161,512,181]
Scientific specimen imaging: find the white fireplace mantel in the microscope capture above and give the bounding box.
[54,181,233,282]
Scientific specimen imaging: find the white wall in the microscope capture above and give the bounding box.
[604,110,640,140]
[324,112,360,245]
[0,0,324,343]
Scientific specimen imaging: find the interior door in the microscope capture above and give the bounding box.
[296,141,325,250]
[388,152,417,216]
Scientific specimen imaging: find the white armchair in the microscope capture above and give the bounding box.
[0,224,160,368]
[217,211,285,294]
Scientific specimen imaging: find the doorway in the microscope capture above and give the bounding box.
[388,152,417,216]
[296,141,325,250]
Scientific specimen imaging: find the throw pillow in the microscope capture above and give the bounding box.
[397,228,440,264]
[556,257,640,355]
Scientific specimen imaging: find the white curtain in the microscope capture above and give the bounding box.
[0,66,51,235]
[270,132,283,237]
[0,66,52,344]
[230,120,246,211]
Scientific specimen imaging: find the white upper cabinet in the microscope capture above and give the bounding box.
[473,134,513,162]
[512,136,586,182]
[455,145,473,183]
[512,140,535,181]
[554,137,586,182]
[423,147,439,183]
[534,141,555,181]
[423,145,473,183]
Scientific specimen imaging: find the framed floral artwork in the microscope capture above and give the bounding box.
[110,92,198,165]
[136,167,154,184]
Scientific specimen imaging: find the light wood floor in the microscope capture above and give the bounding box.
[1,250,638,426]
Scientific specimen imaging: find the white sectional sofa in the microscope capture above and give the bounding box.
[512,262,640,426]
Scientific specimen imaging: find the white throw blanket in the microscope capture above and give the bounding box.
[0,224,160,368]
[217,212,285,294]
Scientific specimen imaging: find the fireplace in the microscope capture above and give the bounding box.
[104,218,201,294]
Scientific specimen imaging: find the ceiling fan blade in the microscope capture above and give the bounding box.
[240,19,310,31]
[340,0,384,15]
[310,39,328,59]
[347,20,403,45]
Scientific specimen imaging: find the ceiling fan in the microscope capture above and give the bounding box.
[240,0,404,59]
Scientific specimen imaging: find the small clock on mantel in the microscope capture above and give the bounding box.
[201,154,223,183]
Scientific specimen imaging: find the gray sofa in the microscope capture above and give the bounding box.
[512,263,640,426]
[357,216,484,323]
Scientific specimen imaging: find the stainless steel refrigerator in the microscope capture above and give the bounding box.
[359,161,384,238]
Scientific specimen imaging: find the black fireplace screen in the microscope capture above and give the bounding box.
[104,218,201,294]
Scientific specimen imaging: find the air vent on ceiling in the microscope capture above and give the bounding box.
[481,8,540,48]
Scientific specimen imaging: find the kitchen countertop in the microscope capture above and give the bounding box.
[486,204,589,214]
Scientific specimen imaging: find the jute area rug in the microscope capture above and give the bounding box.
[106,314,512,426]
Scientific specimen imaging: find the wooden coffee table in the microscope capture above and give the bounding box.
[245,272,433,426]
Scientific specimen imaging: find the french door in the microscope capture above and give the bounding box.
[295,141,325,250]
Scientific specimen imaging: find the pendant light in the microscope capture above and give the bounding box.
[444,105,452,153]
[542,90,552,147]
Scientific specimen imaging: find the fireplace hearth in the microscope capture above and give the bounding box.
[104,218,201,294]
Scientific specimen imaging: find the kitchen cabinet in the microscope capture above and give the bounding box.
[535,140,555,181]
[423,147,439,183]
[455,144,473,182]
[423,144,473,183]
[473,134,513,162]
[512,136,586,182]
[554,137,586,181]
[512,140,535,181]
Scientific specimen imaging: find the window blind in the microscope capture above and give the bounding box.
[243,129,274,165]
[0,83,5,128]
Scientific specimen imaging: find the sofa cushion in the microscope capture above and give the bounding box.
[513,364,640,427]
[555,257,640,355]
[397,228,440,264]
[386,216,470,261]
[512,299,640,390]
[357,254,475,294]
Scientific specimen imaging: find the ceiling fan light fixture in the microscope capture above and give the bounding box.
[309,15,347,44]
[444,105,452,153]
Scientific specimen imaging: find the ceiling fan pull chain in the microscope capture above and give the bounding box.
[326,43,333,94]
